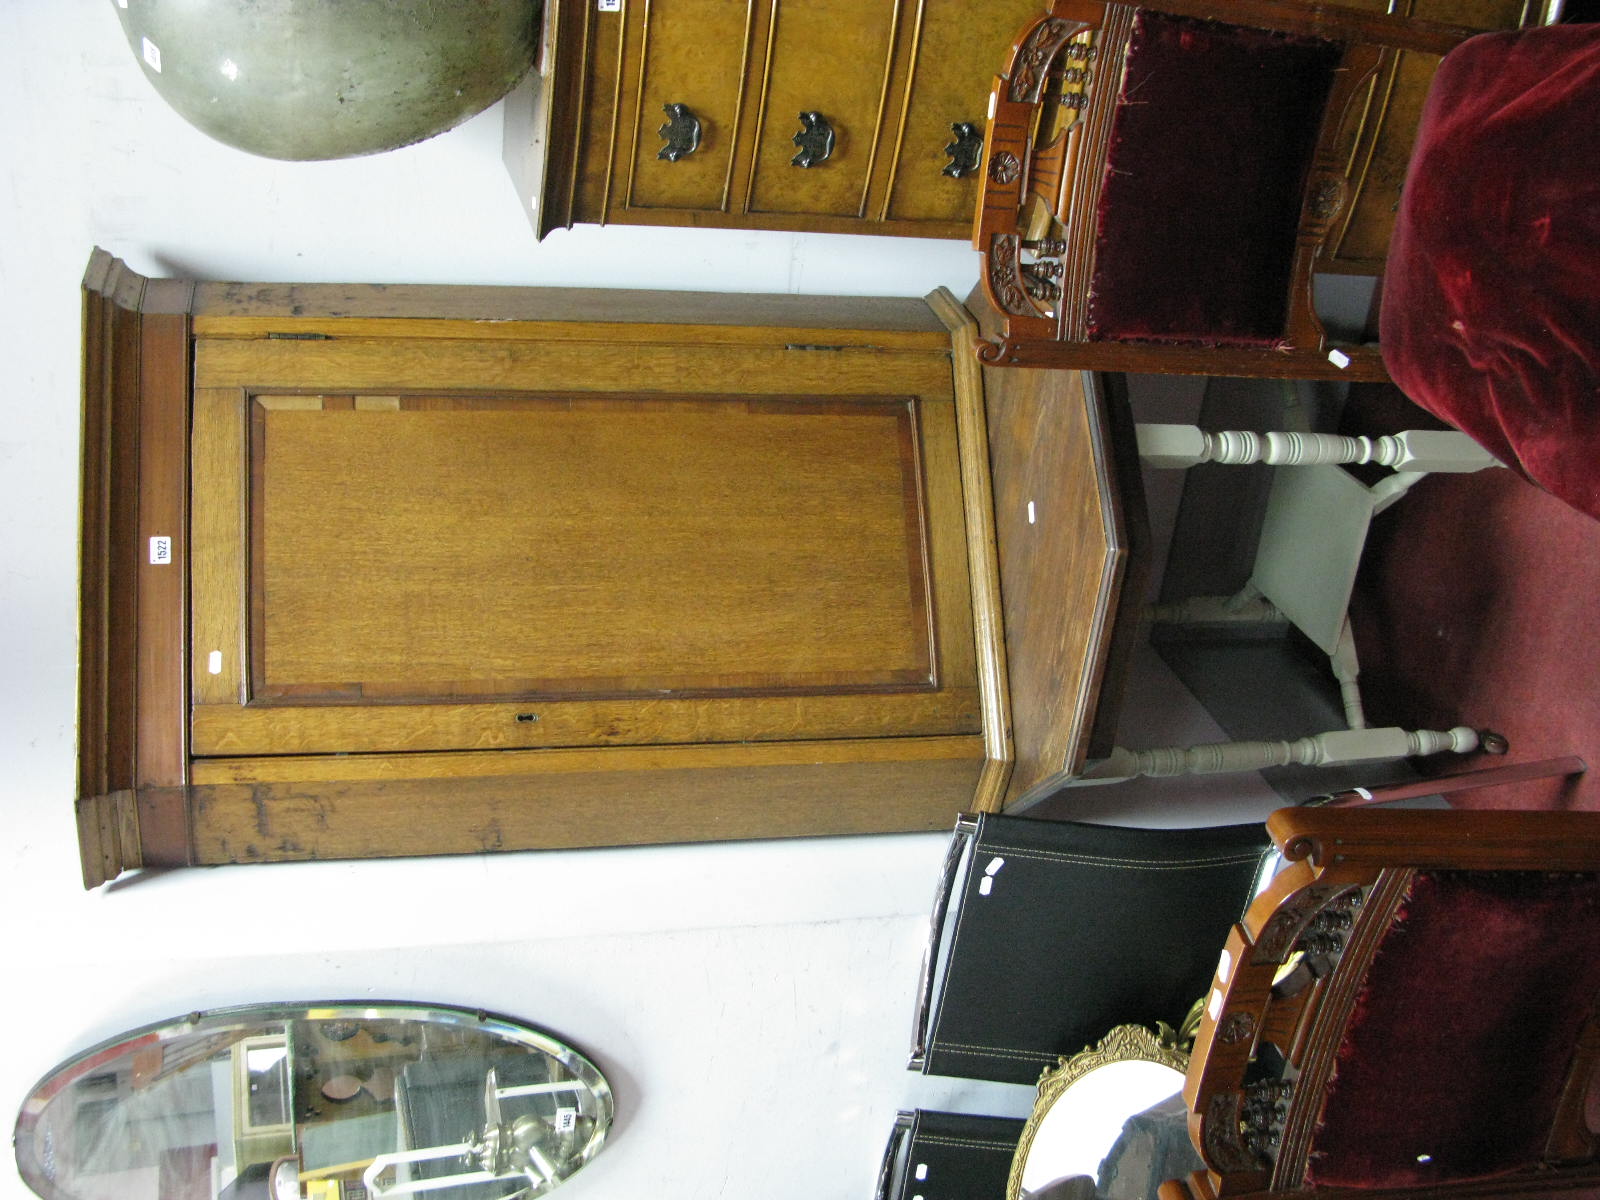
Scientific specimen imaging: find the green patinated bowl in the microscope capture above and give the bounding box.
[112,0,542,160]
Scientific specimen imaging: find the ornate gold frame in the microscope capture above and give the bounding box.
[1006,1023,1191,1200]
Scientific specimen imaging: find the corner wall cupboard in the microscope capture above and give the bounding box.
[76,250,1014,886]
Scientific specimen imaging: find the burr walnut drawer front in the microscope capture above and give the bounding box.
[565,0,1048,238]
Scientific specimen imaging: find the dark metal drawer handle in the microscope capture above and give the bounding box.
[791,111,835,168]
[943,121,983,178]
[657,102,702,162]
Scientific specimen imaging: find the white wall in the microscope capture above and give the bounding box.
[0,6,1282,1198]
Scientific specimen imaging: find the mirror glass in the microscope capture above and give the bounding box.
[14,1003,611,1200]
[1011,1025,1196,1200]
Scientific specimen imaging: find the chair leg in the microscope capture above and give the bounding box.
[1074,724,1482,785]
[1134,424,1502,472]
[1330,617,1365,730]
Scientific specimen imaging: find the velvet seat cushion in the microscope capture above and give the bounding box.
[1086,11,1338,347]
[1380,23,1600,520]
[1306,869,1600,1189]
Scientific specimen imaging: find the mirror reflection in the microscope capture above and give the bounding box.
[14,1003,612,1200]
[1010,1025,1197,1200]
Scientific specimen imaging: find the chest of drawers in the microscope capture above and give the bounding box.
[509,0,1050,240]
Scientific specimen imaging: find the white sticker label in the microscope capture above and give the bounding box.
[1327,348,1351,369]
[915,1164,928,1181]
[149,536,172,565]
[978,876,993,896]
[984,856,1005,876]
[555,1107,578,1133]
[142,36,162,73]
[208,650,223,675]
[597,0,622,10]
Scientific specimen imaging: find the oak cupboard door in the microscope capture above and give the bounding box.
[188,342,979,758]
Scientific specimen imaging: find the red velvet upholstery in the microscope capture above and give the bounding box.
[1087,11,1339,347]
[1306,870,1600,1189]
[1381,23,1600,520]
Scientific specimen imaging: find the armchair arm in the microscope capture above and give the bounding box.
[1267,805,1600,873]
[1181,924,1278,1195]
[1179,857,1374,1198]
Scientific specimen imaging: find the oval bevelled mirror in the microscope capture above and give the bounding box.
[13,1003,612,1200]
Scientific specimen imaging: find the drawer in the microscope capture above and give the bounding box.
[622,0,755,213]
[745,0,901,219]
[882,0,1049,225]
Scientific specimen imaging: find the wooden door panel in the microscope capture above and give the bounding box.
[745,0,901,218]
[189,356,978,756]
[250,393,932,701]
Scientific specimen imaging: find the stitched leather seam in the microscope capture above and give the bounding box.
[929,1041,1054,1061]
[980,845,1266,869]
[912,1135,1016,1151]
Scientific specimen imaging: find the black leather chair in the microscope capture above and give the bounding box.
[877,1110,1026,1200]
[908,813,1274,1085]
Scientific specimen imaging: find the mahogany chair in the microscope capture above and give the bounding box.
[1163,803,1600,1200]
[971,0,1481,381]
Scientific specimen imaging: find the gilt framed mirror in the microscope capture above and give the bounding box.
[1008,1023,1198,1200]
